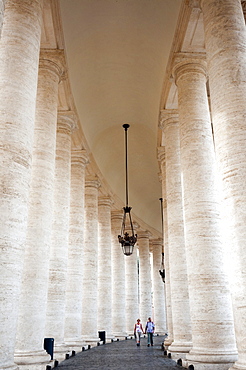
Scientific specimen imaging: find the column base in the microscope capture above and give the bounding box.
[0,365,18,370]
[229,361,246,370]
[64,339,87,351]
[14,350,51,369]
[168,340,192,358]
[185,349,238,370]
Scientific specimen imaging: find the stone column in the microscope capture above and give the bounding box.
[111,210,127,337]
[64,149,88,348]
[138,231,152,323]
[159,110,192,357]
[125,223,139,335]
[151,239,167,334]
[81,176,100,343]
[45,111,74,357]
[200,1,246,369]
[0,1,43,368]
[158,147,173,347]
[97,196,114,340]
[172,54,238,369]
[14,50,64,368]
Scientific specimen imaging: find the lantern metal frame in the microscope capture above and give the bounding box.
[118,124,137,256]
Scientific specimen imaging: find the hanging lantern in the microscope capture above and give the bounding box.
[118,124,137,256]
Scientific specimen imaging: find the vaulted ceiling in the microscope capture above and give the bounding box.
[42,0,205,237]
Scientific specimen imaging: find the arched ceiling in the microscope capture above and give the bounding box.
[59,0,182,234]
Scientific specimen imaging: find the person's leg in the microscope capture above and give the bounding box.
[147,333,151,346]
[136,332,140,345]
[150,333,153,346]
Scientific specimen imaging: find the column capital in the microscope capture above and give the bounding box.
[98,196,114,208]
[85,175,100,189]
[71,149,89,167]
[57,111,78,133]
[172,52,207,84]
[39,48,66,81]
[111,209,124,221]
[159,109,179,130]
[150,238,163,248]
[137,230,152,240]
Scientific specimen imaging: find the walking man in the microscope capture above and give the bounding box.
[145,317,155,347]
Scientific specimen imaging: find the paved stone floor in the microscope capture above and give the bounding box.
[57,335,185,369]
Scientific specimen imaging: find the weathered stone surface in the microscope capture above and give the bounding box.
[160,110,192,356]
[0,1,43,368]
[173,54,237,369]
[64,149,88,347]
[98,196,114,339]
[138,231,152,322]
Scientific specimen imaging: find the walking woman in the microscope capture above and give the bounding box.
[134,319,144,346]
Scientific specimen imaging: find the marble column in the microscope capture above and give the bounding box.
[14,50,64,368]
[81,176,100,343]
[64,149,88,347]
[172,54,238,369]
[159,110,192,357]
[125,223,139,335]
[151,239,167,334]
[157,147,173,347]
[45,110,74,357]
[138,231,152,323]
[200,1,246,368]
[0,1,43,368]
[97,196,114,340]
[111,210,127,337]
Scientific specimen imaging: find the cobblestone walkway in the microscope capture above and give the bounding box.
[57,335,185,369]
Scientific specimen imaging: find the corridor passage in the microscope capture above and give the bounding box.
[57,335,185,369]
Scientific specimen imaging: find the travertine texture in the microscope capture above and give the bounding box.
[125,224,139,335]
[98,196,114,339]
[64,151,88,347]
[0,0,5,38]
[14,50,63,367]
[200,1,246,368]
[45,111,73,355]
[0,1,43,368]
[173,54,237,369]
[151,239,167,334]
[81,177,100,342]
[111,211,127,337]
[138,231,152,322]
[160,110,192,356]
[158,147,173,346]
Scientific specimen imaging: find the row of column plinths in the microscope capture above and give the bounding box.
[158,1,246,369]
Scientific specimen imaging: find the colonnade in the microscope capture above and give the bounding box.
[0,2,166,369]
[157,1,246,369]
[2,0,246,370]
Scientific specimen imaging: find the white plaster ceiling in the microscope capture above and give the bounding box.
[59,0,182,234]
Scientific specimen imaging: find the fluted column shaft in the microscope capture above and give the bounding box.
[111,211,127,337]
[0,1,43,368]
[98,196,114,339]
[45,111,73,355]
[160,110,192,356]
[200,1,246,368]
[125,225,139,335]
[15,50,64,367]
[81,177,100,342]
[138,231,152,322]
[173,55,237,368]
[158,147,173,346]
[151,239,167,334]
